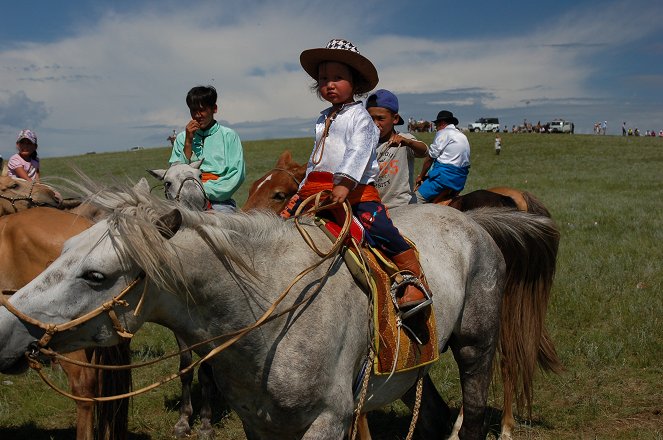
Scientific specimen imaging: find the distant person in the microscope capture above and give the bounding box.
[634,128,640,136]
[601,120,607,135]
[415,110,470,203]
[169,85,245,212]
[659,130,663,137]
[365,89,428,210]
[8,129,40,181]
[622,122,627,136]
[167,129,177,147]
[494,134,502,155]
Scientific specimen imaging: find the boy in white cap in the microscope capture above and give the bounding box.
[365,89,428,210]
[8,129,40,181]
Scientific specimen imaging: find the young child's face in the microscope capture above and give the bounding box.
[16,140,37,159]
[368,107,399,140]
[189,104,217,130]
[317,62,354,106]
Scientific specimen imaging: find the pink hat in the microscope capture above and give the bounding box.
[17,129,38,145]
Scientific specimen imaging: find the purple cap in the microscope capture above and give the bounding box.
[365,89,403,125]
[17,129,38,145]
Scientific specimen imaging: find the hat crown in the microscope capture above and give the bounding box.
[17,129,37,144]
[367,89,399,113]
[325,39,361,54]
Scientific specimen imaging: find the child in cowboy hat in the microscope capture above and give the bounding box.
[8,129,40,181]
[415,110,471,203]
[281,39,431,314]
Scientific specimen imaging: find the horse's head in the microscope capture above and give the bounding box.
[0,203,184,373]
[243,150,306,213]
[0,176,62,214]
[148,160,208,211]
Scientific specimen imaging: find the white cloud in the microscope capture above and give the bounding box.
[0,0,661,155]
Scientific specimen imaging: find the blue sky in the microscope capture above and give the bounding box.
[0,0,662,158]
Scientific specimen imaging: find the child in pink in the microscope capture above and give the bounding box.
[8,129,40,181]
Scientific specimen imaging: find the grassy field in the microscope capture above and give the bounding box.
[1,132,662,439]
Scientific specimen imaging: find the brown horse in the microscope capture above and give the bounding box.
[0,207,131,440]
[0,176,63,215]
[408,120,432,133]
[244,150,562,439]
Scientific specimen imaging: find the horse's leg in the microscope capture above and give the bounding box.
[197,361,215,439]
[357,414,371,440]
[60,349,96,440]
[173,335,194,438]
[400,373,453,438]
[450,406,463,440]
[450,337,495,440]
[301,410,347,439]
[500,355,516,440]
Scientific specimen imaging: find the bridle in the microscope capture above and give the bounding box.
[172,175,209,211]
[270,167,302,187]
[0,180,47,212]
[0,273,145,352]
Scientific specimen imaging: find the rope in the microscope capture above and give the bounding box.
[17,193,357,404]
[350,347,375,440]
[404,373,425,440]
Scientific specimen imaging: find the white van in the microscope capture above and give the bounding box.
[548,120,573,133]
[468,117,500,132]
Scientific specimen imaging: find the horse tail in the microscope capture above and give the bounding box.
[521,191,552,218]
[95,340,132,440]
[465,207,562,418]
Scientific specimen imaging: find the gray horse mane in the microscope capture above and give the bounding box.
[74,177,295,294]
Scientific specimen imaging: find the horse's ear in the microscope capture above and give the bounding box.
[147,169,166,181]
[190,159,204,169]
[156,209,182,239]
[276,150,293,167]
[134,178,151,193]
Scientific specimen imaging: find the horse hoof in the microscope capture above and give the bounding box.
[197,424,215,440]
[173,420,192,438]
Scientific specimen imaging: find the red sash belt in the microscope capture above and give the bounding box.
[299,171,381,204]
[201,172,219,183]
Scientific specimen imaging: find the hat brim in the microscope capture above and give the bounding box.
[300,48,379,91]
[16,136,37,145]
[434,116,459,126]
[394,114,404,125]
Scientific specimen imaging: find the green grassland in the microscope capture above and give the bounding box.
[1,132,662,439]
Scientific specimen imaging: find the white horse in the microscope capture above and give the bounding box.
[0,183,557,439]
[148,159,209,211]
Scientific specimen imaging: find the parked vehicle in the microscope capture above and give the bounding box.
[468,117,500,132]
[548,120,574,133]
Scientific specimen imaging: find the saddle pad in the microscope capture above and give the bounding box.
[365,250,439,375]
[316,217,439,375]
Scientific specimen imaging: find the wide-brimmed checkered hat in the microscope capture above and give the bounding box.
[300,39,379,92]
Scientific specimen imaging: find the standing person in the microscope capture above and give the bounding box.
[622,122,627,136]
[602,120,607,135]
[494,134,502,155]
[8,129,40,181]
[365,89,428,210]
[282,38,431,314]
[169,85,245,212]
[415,110,471,203]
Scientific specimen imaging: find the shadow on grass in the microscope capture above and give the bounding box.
[0,422,149,440]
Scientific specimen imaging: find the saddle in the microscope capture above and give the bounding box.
[316,214,439,375]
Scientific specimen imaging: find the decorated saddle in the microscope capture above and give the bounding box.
[316,215,439,375]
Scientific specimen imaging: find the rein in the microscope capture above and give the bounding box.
[3,194,359,404]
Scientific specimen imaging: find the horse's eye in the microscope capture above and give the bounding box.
[273,192,287,202]
[83,271,105,284]
[164,181,172,189]
[9,183,18,189]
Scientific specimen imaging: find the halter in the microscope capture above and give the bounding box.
[270,167,302,187]
[172,175,209,211]
[0,274,144,350]
[0,180,43,212]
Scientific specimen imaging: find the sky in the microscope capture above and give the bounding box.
[0,0,662,158]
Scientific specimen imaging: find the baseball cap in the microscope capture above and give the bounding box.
[365,89,403,125]
[17,129,38,145]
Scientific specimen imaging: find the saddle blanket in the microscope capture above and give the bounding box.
[317,217,439,375]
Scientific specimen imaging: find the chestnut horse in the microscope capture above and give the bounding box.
[0,176,63,215]
[0,207,130,440]
[243,150,562,439]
